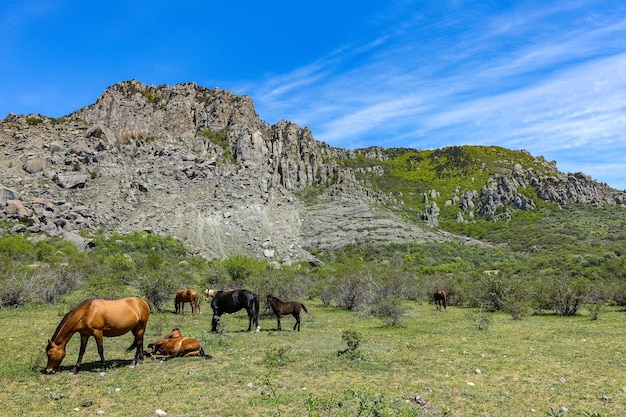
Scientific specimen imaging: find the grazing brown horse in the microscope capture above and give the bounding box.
[434,289,448,312]
[175,289,201,315]
[45,297,150,374]
[266,295,308,331]
[147,328,210,360]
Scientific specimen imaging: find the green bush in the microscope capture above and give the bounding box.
[546,275,591,316]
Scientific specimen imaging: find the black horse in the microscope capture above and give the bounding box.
[266,295,308,331]
[210,289,260,332]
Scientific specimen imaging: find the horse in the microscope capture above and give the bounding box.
[210,289,260,332]
[266,295,308,331]
[434,289,448,312]
[147,328,210,360]
[45,297,150,374]
[175,289,201,315]
[204,288,233,301]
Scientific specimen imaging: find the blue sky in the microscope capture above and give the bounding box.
[2,1,626,190]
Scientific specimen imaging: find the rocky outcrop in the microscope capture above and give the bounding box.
[1,80,623,260]
[0,81,466,260]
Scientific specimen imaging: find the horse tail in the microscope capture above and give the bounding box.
[125,339,138,354]
[301,303,308,313]
[253,293,260,318]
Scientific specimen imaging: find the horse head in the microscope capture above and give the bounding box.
[45,339,66,374]
[204,289,219,300]
[165,328,182,338]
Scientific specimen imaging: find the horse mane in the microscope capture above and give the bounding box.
[51,298,94,341]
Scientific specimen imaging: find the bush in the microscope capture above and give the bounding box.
[136,273,178,312]
[372,297,405,326]
[338,329,365,360]
[546,276,590,316]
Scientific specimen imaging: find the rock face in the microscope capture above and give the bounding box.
[0,80,623,260]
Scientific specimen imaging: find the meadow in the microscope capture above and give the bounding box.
[0,299,624,417]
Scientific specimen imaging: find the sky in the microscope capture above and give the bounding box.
[2,1,626,190]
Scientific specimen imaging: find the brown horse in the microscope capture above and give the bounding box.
[266,295,308,331]
[175,289,200,315]
[45,297,150,374]
[434,289,448,312]
[147,328,210,360]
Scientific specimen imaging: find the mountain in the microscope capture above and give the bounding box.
[1,80,624,263]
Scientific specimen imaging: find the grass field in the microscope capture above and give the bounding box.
[0,299,624,417]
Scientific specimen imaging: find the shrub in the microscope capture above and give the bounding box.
[372,297,405,326]
[546,275,590,316]
[136,273,178,312]
[338,329,364,360]
[466,309,491,331]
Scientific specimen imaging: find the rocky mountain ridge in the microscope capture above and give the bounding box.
[1,80,623,262]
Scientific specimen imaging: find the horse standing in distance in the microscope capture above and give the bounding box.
[266,295,308,331]
[434,289,448,312]
[45,297,150,374]
[175,289,201,315]
[209,289,260,332]
[204,288,233,302]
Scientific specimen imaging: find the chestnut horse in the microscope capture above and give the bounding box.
[175,289,200,315]
[147,328,210,360]
[210,289,260,332]
[266,295,308,331]
[434,289,448,312]
[45,297,150,374]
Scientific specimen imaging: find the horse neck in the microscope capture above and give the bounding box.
[51,311,79,346]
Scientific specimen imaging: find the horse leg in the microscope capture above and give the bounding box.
[276,314,282,331]
[92,331,106,373]
[246,306,259,332]
[131,327,145,366]
[293,312,301,331]
[246,309,253,331]
[211,313,220,332]
[72,333,91,374]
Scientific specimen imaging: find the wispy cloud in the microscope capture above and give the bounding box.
[245,0,626,188]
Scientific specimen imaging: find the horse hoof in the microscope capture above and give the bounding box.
[256,326,261,332]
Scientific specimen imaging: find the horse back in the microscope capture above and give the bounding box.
[88,297,150,336]
[212,289,257,314]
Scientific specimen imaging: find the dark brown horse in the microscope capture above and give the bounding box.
[45,297,150,374]
[210,289,260,332]
[175,289,200,315]
[434,289,448,312]
[266,295,308,331]
[147,328,210,360]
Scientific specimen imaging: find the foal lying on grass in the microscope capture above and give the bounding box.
[146,328,210,360]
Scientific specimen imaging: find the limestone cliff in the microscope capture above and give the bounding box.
[1,80,623,261]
